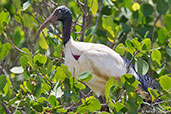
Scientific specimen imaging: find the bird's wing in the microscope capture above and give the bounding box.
[78,44,128,81]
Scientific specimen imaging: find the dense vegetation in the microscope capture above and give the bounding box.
[0,0,171,113]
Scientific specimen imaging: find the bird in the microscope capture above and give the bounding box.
[34,6,159,97]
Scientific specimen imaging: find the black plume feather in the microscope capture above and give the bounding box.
[120,55,160,92]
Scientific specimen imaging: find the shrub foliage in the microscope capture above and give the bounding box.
[0,0,171,113]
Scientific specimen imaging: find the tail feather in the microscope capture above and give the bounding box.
[120,55,160,92]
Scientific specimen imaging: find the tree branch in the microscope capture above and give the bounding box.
[91,0,104,42]
[126,51,139,73]
[79,0,88,41]
[113,32,126,49]
[1,102,11,114]
[151,14,161,43]
[3,32,28,55]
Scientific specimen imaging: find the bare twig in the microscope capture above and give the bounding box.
[152,100,171,106]
[4,31,59,62]
[64,90,93,110]
[41,73,54,87]
[79,0,88,41]
[126,51,139,73]
[71,14,81,32]
[26,12,41,24]
[1,102,11,114]
[149,15,161,87]
[2,32,28,55]
[75,22,82,27]
[48,28,62,40]
[149,14,161,85]
[18,14,31,51]
[73,22,92,34]
[113,32,126,49]
[142,102,170,113]
[91,0,104,42]
[76,0,86,15]
[49,0,58,7]
[151,14,161,43]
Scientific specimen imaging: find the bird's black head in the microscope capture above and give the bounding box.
[52,6,72,23]
[34,6,72,44]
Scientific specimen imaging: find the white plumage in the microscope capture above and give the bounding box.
[64,37,139,96]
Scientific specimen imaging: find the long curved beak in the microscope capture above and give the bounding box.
[34,14,54,43]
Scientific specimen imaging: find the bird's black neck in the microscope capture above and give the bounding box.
[62,17,72,46]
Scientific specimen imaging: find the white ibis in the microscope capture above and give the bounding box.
[34,6,158,97]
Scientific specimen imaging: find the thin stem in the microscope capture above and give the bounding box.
[1,102,11,114]
[113,32,126,49]
[91,0,104,42]
[151,14,161,44]
[126,51,139,73]
[79,0,88,41]
[3,32,28,55]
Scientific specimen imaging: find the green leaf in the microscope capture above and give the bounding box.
[141,38,151,50]
[131,38,141,50]
[121,74,140,92]
[54,44,62,58]
[0,75,7,91]
[3,77,12,96]
[21,48,33,67]
[159,75,171,91]
[55,66,67,81]
[23,1,31,11]
[23,13,33,28]
[110,86,124,100]
[14,27,25,45]
[105,77,115,100]
[20,55,28,68]
[15,110,21,114]
[0,42,12,61]
[102,15,116,29]
[33,77,41,98]
[14,0,21,10]
[142,3,153,17]
[114,101,125,112]
[78,71,92,82]
[115,43,125,56]
[158,27,168,45]
[10,66,24,74]
[32,104,43,112]
[77,97,101,113]
[88,0,98,16]
[157,0,169,14]
[61,64,72,77]
[148,88,159,101]
[135,59,149,75]
[74,82,86,90]
[39,35,49,50]
[166,46,171,57]
[34,53,47,65]
[126,40,134,50]
[48,95,59,107]
[164,14,171,30]
[121,7,131,19]
[100,112,110,114]
[169,38,171,48]
[37,97,48,103]
[121,23,131,33]
[151,49,161,61]
[0,11,10,34]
